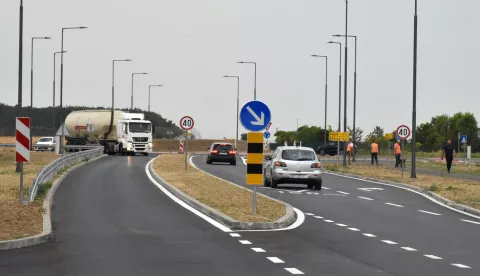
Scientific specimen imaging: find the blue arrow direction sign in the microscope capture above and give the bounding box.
[264,131,271,139]
[461,135,467,144]
[240,100,272,132]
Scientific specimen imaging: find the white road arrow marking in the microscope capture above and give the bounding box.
[358,188,384,192]
[246,106,265,126]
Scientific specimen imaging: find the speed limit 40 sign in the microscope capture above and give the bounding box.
[396,125,411,140]
[180,116,194,131]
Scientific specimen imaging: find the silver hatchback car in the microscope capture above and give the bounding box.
[264,146,323,190]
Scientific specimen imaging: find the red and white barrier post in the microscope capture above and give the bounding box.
[16,117,30,204]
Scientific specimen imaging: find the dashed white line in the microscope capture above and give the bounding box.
[337,191,350,195]
[251,248,266,253]
[401,247,418,252]
[267,257,285,263]
[313,216,323,219]
[230,233,241,237]
[348,228,361,231]
[385,202,404,207]
[424,255,442,260]
[324,220,335,223]
[239,240,252,245]
[296,189,308,193]
[335,223,348,227]
[451,263,471,269]
[279,191,285,194]
[358,196,374,201]
[305,213,315,216]
[460,219,480,225]
[381,240,398,245]
[363,233,376,237]
[418,210,442,216]
[322,186,330,190]
[285,268,305,274]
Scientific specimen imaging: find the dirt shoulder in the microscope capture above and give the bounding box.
[153,154,286,223]
[324,163,480,210]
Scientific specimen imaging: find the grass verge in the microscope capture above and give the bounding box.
[153,154,286,223]
[324,163,480,210]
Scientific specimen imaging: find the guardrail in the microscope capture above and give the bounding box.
[28,146,104,203]
[0,143,15,151]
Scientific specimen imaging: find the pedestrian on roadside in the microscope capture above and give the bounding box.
[394,140,402,168]
[441,139,455,173]
[347,140,354,165]
[371,139,379,166]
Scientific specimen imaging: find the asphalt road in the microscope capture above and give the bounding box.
[0,155,289,276]
[192,155,480,276]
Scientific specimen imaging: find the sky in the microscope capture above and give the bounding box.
[1,0,479,140]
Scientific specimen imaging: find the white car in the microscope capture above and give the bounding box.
[34,137,55,152]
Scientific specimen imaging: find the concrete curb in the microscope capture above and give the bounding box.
[0,154,107,250]
[324,170,480,218]
[148,156,296,230]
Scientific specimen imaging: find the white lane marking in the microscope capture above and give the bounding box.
[145,159,231,233]
[296,189,308,193]
[381,240,398,245]
[363,233,376,237]
[460,219,480,225]
[337,191,350,195]
[306,192,319,195]
[424,255,442,260]
[305,213,315,216]
[239,240,252,245]
[324,220,334,223]
[358,187,384,192]
[241,157,247,165]
[230,233,241,237]
[358,196,374,201]
[251,248,266,253]
[385,202,404,208]
[279,191,285,194]
[285,268,305,274]
[418,210,442,216]
[348,228,361,231]
[322,187,330,190]
[189,156,306,232]
[335,223,347,227]
[451,263,471,268]
[325,172,480,220]
[314,216,323,219]
[401,247,418,251]
[323,194,347,196]
[267,257,285,263]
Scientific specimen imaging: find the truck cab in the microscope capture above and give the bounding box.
[116,113,153,156]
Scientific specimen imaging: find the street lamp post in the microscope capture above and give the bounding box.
[223,75,240,149]
[328,41,342,162]
[131,72,148,110]
[342,0,349,167]
[237,61,256,100]
[16,0,24,174]
[148,85,163,112]
[52,51,67,129]
[311,55,328,145]
[411,0,418,178]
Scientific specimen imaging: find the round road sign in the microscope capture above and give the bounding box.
[396,125,411,140]
[180,116,194,131]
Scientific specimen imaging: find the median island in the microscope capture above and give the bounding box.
[153,154,286,222]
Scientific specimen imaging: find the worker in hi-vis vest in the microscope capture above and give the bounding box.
[394,140,402,168]
[371,139,379,166]
[347,140,354,165]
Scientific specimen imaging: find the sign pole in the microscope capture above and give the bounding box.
[401,139,404,178]
[20,163,24,204]
[185,130,188,171]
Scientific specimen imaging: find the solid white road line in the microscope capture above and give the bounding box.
[251,248,266,253]
[324,220,334,223]
[239,240,252,245]
[358,196,374,201]
[305,213,315,216]
[381,240,398,245]
[348,228,361,231]
[418,210,442,216]
[230,233,241,237]
[145,159,231,233]
[241,157,247,165]
[401,247,418,252]
[322,187,330,190]
[313,216,323,219]
[424,255,442,260]
[285,268,305,275]
[267,257,285,264]
[451,263,471,269]
[296,189,308,193]
[363,233,376,237]
[460,219,480,225]
[335,223,348,227]
[337,191,350,195]
[385,203,404,208]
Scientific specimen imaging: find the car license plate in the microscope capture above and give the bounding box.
[219,152,227,155]
[290,174,308,179]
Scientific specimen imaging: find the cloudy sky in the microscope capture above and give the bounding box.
[1,0,479,139]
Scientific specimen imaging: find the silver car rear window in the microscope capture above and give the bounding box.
[281,150,316,161]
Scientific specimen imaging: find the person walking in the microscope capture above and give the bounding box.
[347,140,354,165]
[394,140,402,168]
[441,139,455,173]
[371,139,379,166]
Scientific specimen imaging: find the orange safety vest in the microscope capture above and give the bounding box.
[371,143,379,153]
[394,143,401,155]
[347,142,353,152]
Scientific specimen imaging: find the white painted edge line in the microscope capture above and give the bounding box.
[418,210,442,216]
[401,247,418,251]
[424,254,442,260]
[348,228,361,231]
[241,157,247,165]
[335,223,347,227]
[230,233,241,237]
[322,187,330,190]
[358,196,374,201]
[313,216,323,219]
[305,213,315,216]
[451,263,471,268]
[325,171,480,220]
[381,240,398,245]
[324,220,335,223]
[460,219,480,225]
[145,159,232,233]
[385,203,404,208]
[285,268,305,274]
[267,257,285,263]
[251,248,266,252]
[239,240,252,245]
[363,233,376,237]
[337,191,350,195]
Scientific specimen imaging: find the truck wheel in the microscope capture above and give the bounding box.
[119,144,125,156]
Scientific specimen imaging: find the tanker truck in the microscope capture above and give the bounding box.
[64,109,153,156]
